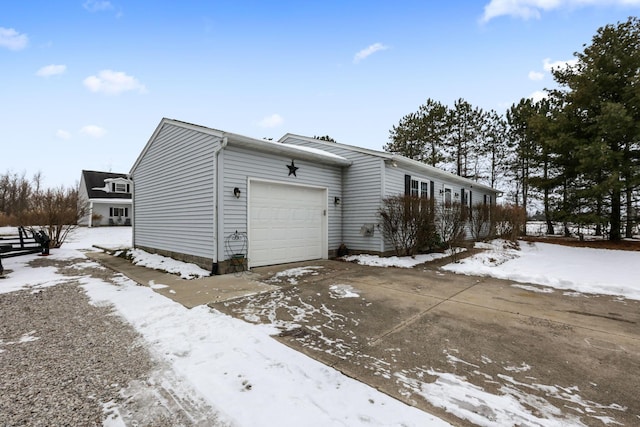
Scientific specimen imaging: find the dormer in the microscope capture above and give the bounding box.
[104,177,132,194]
[80,170,132,201]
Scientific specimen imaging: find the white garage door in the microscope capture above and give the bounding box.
[249,180,327,267]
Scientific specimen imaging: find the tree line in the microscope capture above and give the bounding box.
[385,17,640,241]
[0,171,83,247]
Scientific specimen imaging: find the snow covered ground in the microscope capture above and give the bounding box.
[442,239,640,301]
[342,251,454,268]
[1,226,638,426]
[0,227,448,426]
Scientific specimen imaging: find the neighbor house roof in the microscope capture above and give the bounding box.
[279,133,499,193]
[81,170,132,200]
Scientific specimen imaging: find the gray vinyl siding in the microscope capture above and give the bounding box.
[281,138,384,253]
[386,166,497,241]
[131,123,219,261]
[383,166,407,197]
[221,145,342,260]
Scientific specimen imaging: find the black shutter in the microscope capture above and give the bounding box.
[126,184,130,193]
[469,190,473,207]
[430,181,434,199]
[111,183,115,192]
[484,194,487,205]
[109,207,113,216]
[404,175,411,196]
[460,189,465,205]
[125,208,129,217]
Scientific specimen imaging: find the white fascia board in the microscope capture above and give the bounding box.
[390,156,499,193]
[280,133,499,193]
[87,198,133,204]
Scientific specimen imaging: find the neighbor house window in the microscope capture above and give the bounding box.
[111,182,130,193]
[110,207,129,217]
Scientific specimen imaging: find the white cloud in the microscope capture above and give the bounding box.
[83,0,113,12]
[0,27,28,51]
[258,114,284,128]
[527,57,577,82]
[543,57,578,72]
[83,70,146,95]
[481,0,640,23]
[353,43,388,64]
[528,70,544,81]
[56,129,72,140]
[36,64,67,77]
[80,125,107,138]
[529,90,548,103]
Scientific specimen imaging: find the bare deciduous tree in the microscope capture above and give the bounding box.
[435,201,466,259]
[469,202,491,241]
[490,204,526,241]
[1,170,85,248]
[20,185,86,248]
[379,195,436,256]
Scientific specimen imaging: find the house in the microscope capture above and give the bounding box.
[129,118,499,274]
[78,170,133,227]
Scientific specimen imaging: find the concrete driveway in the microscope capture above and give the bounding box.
[210,259,640,426]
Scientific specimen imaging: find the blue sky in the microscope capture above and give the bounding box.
[2,0,640,187]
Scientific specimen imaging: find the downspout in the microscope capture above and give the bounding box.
[379,159,386,254]
[89,201,94,227]
[340,166,345,246]
[129,176,135,248]
[214,136,228,274]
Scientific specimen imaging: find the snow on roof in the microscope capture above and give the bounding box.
[280,143,348,161]
[224,131,352,166]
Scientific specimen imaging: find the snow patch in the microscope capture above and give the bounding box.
[511,284,555,294]
[268,266,322,285]
[342,252,451,268]
[329,284,360,299]
[504,362,531,373]
[128,249,210,279]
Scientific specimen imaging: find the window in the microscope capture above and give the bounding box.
[411,179,429,198]
[111,182,130,193]
[444,188,452,207]
[411,179,419,197]
[421,182,428,198]
[110,207,129,217]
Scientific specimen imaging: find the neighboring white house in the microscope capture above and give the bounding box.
[130,118,500,274]
[78,170,133,227]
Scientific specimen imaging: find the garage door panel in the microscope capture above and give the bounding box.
[249,181,326,267]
